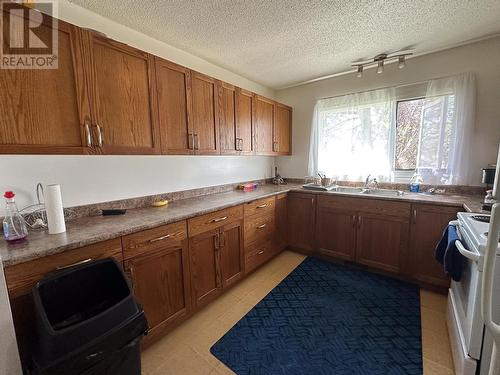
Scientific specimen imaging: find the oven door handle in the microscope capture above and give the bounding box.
[455,240,480,262]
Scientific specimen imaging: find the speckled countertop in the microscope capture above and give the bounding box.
[0,184,485,267]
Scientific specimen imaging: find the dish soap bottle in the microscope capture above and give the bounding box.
[3,191,28,244]
[409,173,423,193]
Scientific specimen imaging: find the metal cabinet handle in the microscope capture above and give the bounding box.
[56,258,93,270]
[239,138,243,151]
[84,121,92,147]
[188,133,194,150]
[257,223,267,229]
[214,232,220,249]
[358,215,362,228]
[95,124,103,147]
[257,250,265,255]
[256,204,268,209]
[194,134,199,150]
[211,216,228,223]
[412,209,417,223]
[352,215,356,227]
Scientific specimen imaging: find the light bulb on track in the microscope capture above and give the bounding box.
[377,60,384,74]
[356,65,363,78]
[398,55,406,69]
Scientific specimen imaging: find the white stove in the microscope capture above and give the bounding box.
[448,211,500,375]
[458,213,500,254]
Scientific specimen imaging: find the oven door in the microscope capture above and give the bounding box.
[449,224,484,359]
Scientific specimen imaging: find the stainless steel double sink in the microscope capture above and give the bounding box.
[302,183,405,197]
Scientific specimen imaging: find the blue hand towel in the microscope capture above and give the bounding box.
[435,225,465,282]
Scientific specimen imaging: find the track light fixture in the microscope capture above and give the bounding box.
[398,55,406,69]
[352,50,413,78]
[356,65,363,78]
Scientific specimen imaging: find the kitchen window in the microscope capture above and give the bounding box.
[308,73,475,185]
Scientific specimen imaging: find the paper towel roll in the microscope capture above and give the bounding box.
[45,184,66,234]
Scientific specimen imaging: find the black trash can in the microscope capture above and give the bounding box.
[30,258,148,375]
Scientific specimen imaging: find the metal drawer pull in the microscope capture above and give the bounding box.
[56,258,93,270]
[194,134,199,150]
[211,216,228,223]
[257,223,267,229]
[149,234,171,243]
[149,231,183,243]
[257,250,265,255]
[256,204,268,209]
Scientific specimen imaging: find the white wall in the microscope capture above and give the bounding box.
[0,156,274,214]
[275,36,500,185]
[0,1,277,214]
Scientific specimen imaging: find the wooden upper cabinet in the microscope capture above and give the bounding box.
[235,88,255,154]
[254,95,275,155]
[84,33,160,154]
[219,82,237,154]
[191,71,219,154]
[274,103,292,155]
[0,12,90,154]
[155,58,193,154]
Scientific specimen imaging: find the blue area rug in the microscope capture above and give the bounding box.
[210,257,422,375]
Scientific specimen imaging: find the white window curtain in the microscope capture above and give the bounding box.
[308,87,396,181]
[308,72,476,185]
[419,72,476,185]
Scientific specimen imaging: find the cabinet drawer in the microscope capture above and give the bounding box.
[188,205,243,237]
[318,195,410,219]
[122,221,187,260]
[5,238,123,298]
[244,196,275,218]
[244,213,275,246]
[245,239,275,273]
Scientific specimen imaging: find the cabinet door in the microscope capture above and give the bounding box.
[0,14,90,154]
[235,88,254,154]
[220,220,244,287]
[316,206,357,261]
[356,213,409,274]
[86,33,160,154]
[254,95,274,154]
[410,204,459,287]
[189,229,222,308]
[155,58,193,154]
[191,72,219,154]
[275,193,288,251]
[274,103,292,155]
[124,240,190,336]
[287,193,315,254]
[219,82,237,154]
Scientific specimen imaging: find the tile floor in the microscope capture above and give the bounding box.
[142,251,455,375]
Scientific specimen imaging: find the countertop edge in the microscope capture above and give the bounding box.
[1,186,482,268]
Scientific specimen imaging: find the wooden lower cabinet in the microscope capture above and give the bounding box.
[189,228,223,308]
[288,193,316,254]
[275,193,288,251]
[356,213,409,274]
[316,205,357,261]
[220,220,244,287]
[409,204,460,288]
[124,239,191,340]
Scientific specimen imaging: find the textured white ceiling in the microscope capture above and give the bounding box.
[68,0,500,89]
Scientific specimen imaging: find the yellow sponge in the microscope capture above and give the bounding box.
[152,199,168,207]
